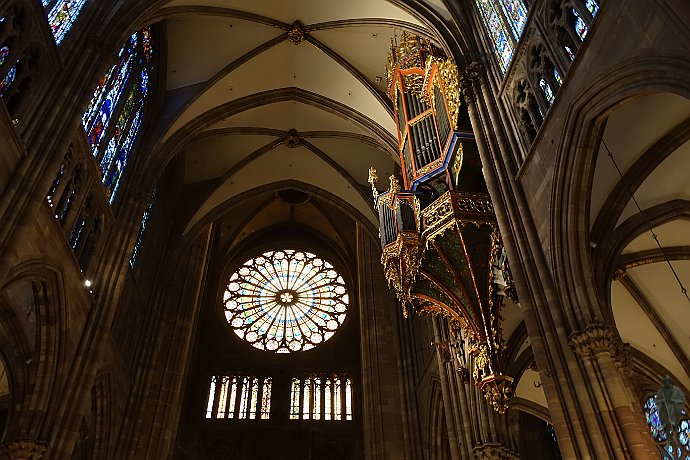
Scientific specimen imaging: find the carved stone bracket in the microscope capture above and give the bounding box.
[569,324,625,359]
[473,443,520,460]
[0,440,48,460]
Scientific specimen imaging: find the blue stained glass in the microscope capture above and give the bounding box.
[554,68,563,86]
[540,78,554,105]
[106,107,143,204]
[84,54,133,153]
[0,65,16,96]
[586,0,599,16]
[564,45,575,61]
[476,0,515,73]
[498,0,528,38]
[0,46,17,97]
[82,28,152,205]
[46,0,88,45]
[573,8,588,41]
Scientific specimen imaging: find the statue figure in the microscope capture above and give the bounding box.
[656,375,686,435]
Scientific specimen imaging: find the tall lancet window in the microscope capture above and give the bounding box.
[130,190,155,268]
[43,0,88,45]
[82,27,153,204]
[475,0,528,73]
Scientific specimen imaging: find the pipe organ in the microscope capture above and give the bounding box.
[370,33,517,413]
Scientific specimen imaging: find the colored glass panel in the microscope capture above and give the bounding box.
[290,378,301,420]
[216,377,229,419]
[564,45,575,61]
[249,377,259,419]
[106,106,143,204]
[324,379,332,420]
[82,28,152,206]
[130,192,154,268]
[206,377,217,419]
[586,0,599,16]
[302,378,311,420]
[313,378,321,420]
[498,0,528,38]
[0,46,16,97]
[260,378,272,420]
[334,378,342,420]
[475,0,515,72]
[227,377,238,419]
[540,78,554,105]
[345,378,352,420]
[224,250,349,353]
[46,0,88,45]
[554,68,563,86]
[574,8,588,41]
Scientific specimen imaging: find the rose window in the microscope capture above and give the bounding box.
[223,250,349,353]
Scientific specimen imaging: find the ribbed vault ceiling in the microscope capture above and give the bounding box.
[148,0,452,234]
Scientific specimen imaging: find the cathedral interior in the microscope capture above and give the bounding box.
[0,0,688,459]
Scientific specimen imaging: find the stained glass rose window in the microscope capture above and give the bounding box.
[223,250,348,353]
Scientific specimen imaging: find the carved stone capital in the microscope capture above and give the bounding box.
[569,324,623,359]
[459,62,481,102]
[0,440,47,459]
[473,443,520,460]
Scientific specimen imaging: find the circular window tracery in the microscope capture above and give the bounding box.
[223,250,348,353]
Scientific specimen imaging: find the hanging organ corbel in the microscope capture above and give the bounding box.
[369,32,518,413]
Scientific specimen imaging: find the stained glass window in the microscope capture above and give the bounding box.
[586,0,599,16]
[224,250,349,353]
[0,46,17,96]
[564,45,575,61]
[643,394,690,459]
[554,68,563,86]
[260,378,271,420]
[81,27,154,204]
[43,0,88,45]
[540,78,554,105]
[130,190,155,268]
[206,374,272,420]
[498,0,528,38]
[573,8,588,41]
[475,0,527,73]
[290,375,352,421]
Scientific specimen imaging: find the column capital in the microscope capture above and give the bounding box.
[473,442,520,460]
[0,440,47,459]
[569,324,624,359]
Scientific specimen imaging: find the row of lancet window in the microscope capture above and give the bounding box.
[206,375,272,420]
[204,374,353,421]
[290,375,353,421]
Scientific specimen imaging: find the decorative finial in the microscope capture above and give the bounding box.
[389,175,400,194]
[368,167,379,199]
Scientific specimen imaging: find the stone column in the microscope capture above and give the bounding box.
[458,64,656,459]
[357,225,411,459]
